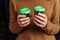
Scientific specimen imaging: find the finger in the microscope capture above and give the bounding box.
[38,13,47,19]
[21,20,30,24]
[18,22,23,27]
[20,17,30,22]
[34,18,45,25]
[33,20,44,27]
[17,15,26,18]
[19,25,23,27]
[35,15,45,22]
[18,22,30,27]
[18,21,21,25]
[23,22,30,27]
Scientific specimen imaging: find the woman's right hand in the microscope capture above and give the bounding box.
[17,15,30,27]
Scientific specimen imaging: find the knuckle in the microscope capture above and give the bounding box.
[17,15,20,17]
[21,22,24,24]
[27,18,30,20]
[20,19,22,21]
[28,22,30,24]
[28,20,30,22]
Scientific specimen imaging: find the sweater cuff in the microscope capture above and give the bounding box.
[41,20,52,33]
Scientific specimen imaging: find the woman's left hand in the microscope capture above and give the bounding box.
[33,13,47,28]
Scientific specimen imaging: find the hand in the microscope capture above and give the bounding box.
[17,15,30,27]
[33,13,47,28]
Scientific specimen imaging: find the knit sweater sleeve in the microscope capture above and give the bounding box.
[42,0,59,35]
[9,0,24,34]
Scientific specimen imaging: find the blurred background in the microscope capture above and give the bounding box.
[0,0,60,40]
[0,0,18,40]
[0,0,9,40]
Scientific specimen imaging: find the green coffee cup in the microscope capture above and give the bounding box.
[19,8,31,17]
[34,6,45,15]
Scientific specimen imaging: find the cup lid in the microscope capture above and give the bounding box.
[19,8,31,14]
[34,6,45,12]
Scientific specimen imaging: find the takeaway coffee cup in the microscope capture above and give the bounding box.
[34,6,45,15]
[19,8,31,17]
